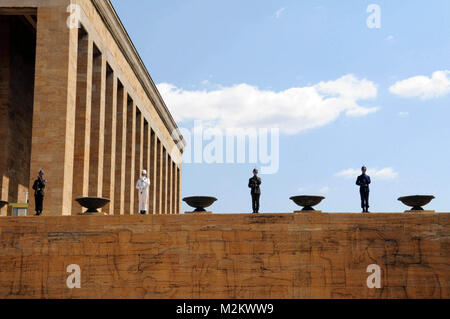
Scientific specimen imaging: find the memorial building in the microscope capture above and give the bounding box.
[0,0,184,216]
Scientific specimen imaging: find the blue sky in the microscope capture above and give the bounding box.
[111,0,450,213]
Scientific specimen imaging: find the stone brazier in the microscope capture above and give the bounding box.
[398,195,435,212]
[290,195,325,213]
[183,196,217,214]
[75,197,110,214]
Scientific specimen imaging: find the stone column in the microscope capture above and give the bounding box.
[155,139,162,214]
[167,156,173,214]
[114,84,126,215]
[177,166,181,214]
[124,98,136,215]
[172,162,176,214]
[149,129,157,214]
[0,16,10,216]
[143,120,150,213]
[29,5,78,215]
[88,47,106,199]
[102,67,117,215]
[162,148,167,214]
[0,16,35,216]
[134,110,143,213]
[71,29,92,214]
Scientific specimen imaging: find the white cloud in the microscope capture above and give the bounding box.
[335,168,359,179]
[335,167,398,180]
[398,111,409,117]
[274,7,285,19]
[319,186,330,194]
[157,74,378,135]
[385,35,395,42]
[389,70,450,99]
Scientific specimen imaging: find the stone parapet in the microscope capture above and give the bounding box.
[0,213,448,298]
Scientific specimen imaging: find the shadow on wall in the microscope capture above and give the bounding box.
[0,15,36,216]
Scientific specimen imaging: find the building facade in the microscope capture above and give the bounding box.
[0,0,184,216]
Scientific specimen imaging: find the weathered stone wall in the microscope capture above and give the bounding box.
[0,213,448,299]
[0,16,35,216]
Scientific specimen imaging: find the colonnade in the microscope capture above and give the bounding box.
[69,26,181,215]
[0,3,182,216]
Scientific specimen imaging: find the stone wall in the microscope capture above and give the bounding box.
[0,213,448,299]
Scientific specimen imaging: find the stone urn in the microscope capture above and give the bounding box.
[0,200,8,210]
[183,196,217,213]
[398,195,435,212]
[75,197,110,214]
[290,195,325,212]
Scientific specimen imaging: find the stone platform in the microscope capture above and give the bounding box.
[0,212,449,299]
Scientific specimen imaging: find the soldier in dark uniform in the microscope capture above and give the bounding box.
[248,168,261,214]
[356,166,371,213]
[32,169,46,216]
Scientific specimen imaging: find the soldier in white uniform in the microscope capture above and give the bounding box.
[136,169,151,215]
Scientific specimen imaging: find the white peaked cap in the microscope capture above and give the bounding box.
[142,169,147,175]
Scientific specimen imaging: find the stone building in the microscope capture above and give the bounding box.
[0,0,184,216]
